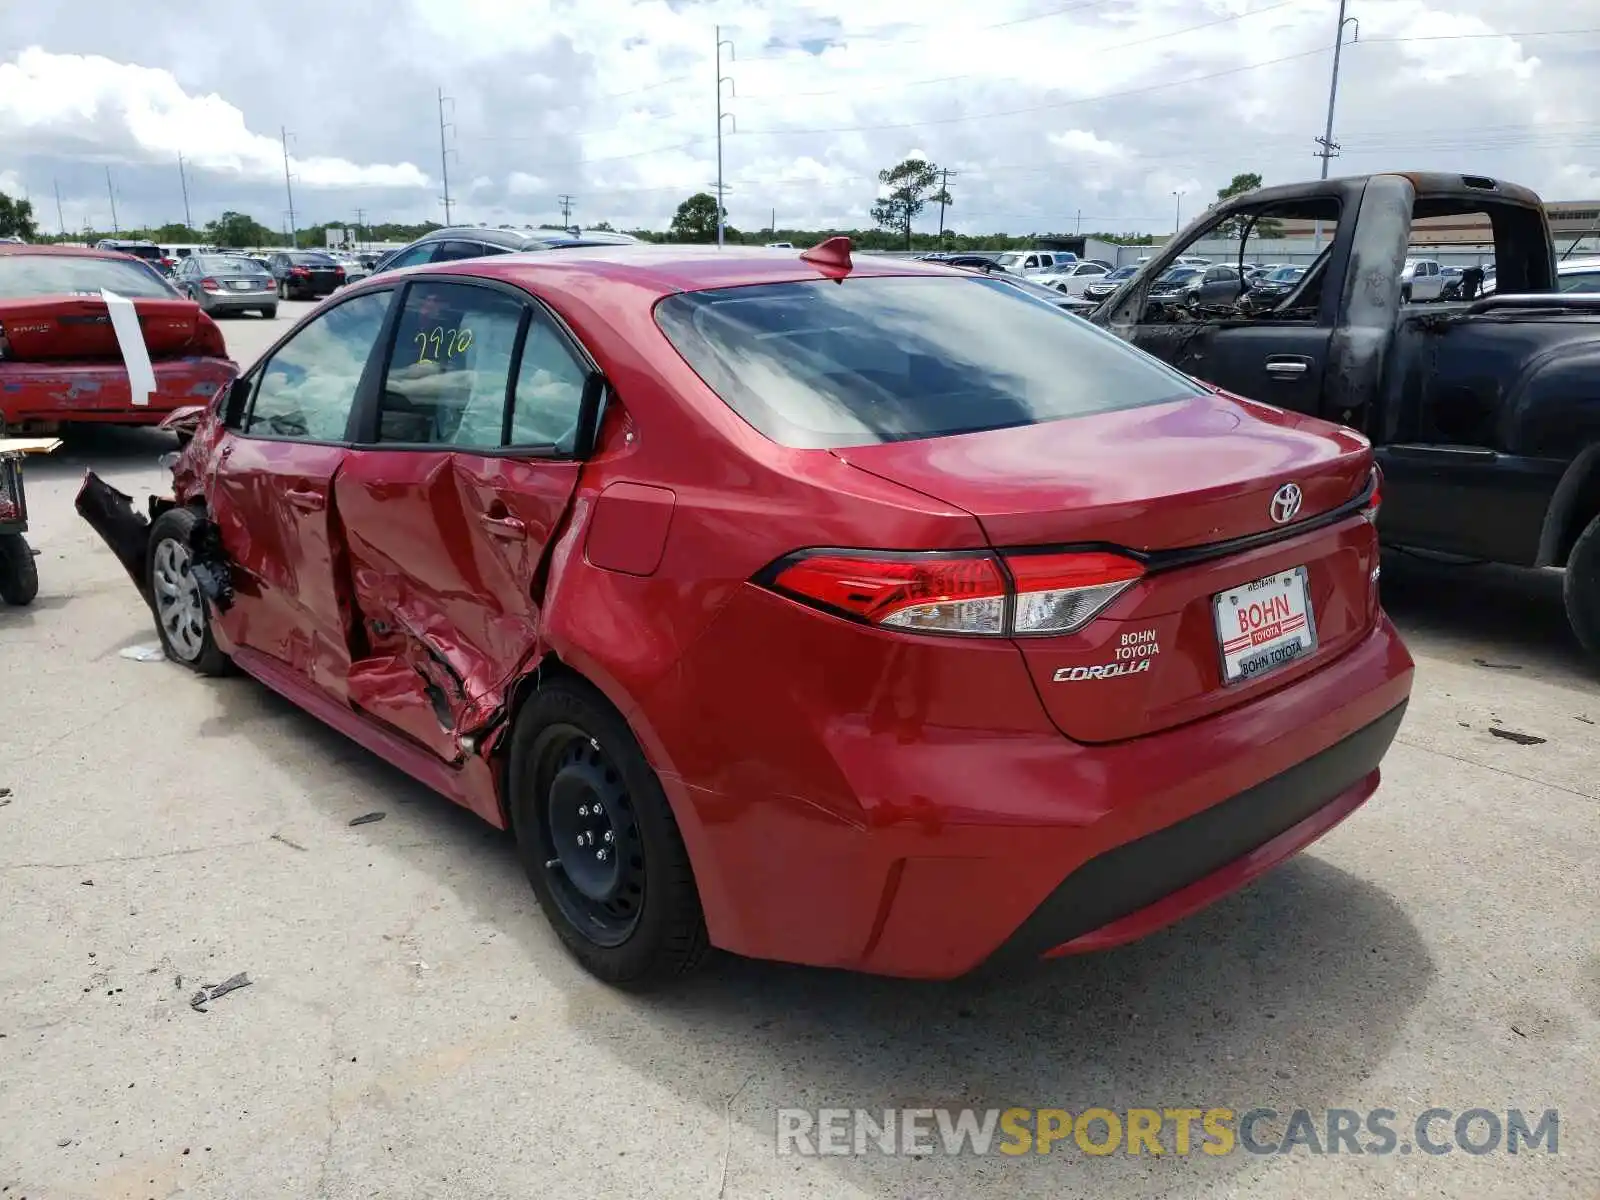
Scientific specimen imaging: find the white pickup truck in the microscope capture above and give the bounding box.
[1400,258,1447,302]
[991,248,1078,277]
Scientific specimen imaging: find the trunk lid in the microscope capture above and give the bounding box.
[837,391,1380,742]
[0,296,204,361]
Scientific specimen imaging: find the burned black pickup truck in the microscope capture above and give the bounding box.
[1089,171,1600,656]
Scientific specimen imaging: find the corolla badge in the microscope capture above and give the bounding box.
[1269,482,1303,524]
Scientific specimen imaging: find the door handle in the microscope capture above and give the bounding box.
[477,512,526,539]
[285,487,325,512]
[1265,355,1313,378]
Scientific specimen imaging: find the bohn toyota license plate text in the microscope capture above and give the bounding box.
[1214,567,1317,685]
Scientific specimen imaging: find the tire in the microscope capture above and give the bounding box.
[507,676,709,987]
[276,279,286,300]
[262,306,278,319]
[0,533,38,606]
[146,507,231,675]
[1563,512,1600,657]
[1400,284,1412,303]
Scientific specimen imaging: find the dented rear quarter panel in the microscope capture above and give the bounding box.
[0,356,235,425]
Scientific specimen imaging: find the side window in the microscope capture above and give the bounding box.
[1561,271,1600,293]
[1023,255,1039,269]
[476,243,513,257]
[385,243,438,270]
[375,282,525,448]
[430,240,489,264]
[509,314,589,452]
[242,290,391,440]
[1038,254,1054,270]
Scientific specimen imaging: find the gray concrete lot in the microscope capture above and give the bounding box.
[1,299,1596,1199]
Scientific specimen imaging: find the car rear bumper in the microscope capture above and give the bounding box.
[199,291,275,311]
[0,357,236,426]
[648,599,1413,978]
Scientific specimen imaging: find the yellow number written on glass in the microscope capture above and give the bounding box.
[413,325,475,363]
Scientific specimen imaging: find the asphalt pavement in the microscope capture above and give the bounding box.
[0,300,1595,1199]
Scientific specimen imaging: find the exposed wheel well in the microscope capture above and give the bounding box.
[493,654,611,830]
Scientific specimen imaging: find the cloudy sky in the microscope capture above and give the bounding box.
[0,0,1595,239]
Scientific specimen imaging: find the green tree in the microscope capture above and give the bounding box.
[669,192,724,243]
[204,211,274,248]
[0,192,39,240]
[152,223,200,243]
[870,159,950,250]
[1214,172,1283,239]
[588,220,616,232]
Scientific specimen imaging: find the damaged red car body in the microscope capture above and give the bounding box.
[77,242,1413,987]
[0,244,236,433]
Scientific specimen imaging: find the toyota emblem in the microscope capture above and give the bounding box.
[1269,483,1303,524]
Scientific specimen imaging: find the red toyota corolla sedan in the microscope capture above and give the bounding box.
[0,244,236,433]
[79,239,1413,986]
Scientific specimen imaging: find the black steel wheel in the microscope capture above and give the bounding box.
[536,726,647,947]
[508,677,709,987]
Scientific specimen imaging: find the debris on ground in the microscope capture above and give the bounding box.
[1577,715,1595,725]
[57,1137,72,1147]
[270,832,307,851]
[118,644,165,662]
[348,812,386,826]
[80,879,93,886]
[190,972,252,1013]
[1473,658,1523,670]
[1489,727,1547,746]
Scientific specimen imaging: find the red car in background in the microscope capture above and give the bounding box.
[78,240,1413,987]
[0,244,236,434]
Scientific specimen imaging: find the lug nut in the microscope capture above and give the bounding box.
[596,848,609,862]
[603,830,613,843]
[578,805,589,816]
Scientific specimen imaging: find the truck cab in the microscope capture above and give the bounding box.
[1089,172,1600,656]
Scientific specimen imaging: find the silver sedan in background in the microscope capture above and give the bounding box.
[172,253,278,318]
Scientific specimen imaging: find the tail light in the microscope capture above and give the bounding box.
[762,548,1144,638]
[291,266,309,277]
[189,313,227,357]
[200,277,222,293]
[0,321,8,360]
[334,267,345,278]
[1359,466,1382,524]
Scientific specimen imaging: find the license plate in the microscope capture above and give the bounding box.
[229,281,253,290]
[1214,567,1317,685]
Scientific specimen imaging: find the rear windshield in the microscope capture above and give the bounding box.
[198,255,265,273]
[109,243,164,262]
[655,276,1205,449]
[0,254,179,300]
[289,252,336,266]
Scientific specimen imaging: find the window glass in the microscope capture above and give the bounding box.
[376,282,524,447]
[384,244,437,270]
[431,241,490,263]
[510,317,588,451]
[655,276,1205,450]
[0,254,178,299]
[1560,270,1600,294]
[244,290,391,440]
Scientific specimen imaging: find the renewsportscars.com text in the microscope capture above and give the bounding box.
[776,1107,1559,1157]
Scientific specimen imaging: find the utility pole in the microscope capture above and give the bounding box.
[936,168,958,243]
[770,207,776,237]
[1076,209,1082,235]
[437,87,455,225]
[1312,0,1360,249]
[281,127,298,247]
[354,207,366,250]
[53,179,65,237]
[105,167,119,234]
[1173,190,1183,233]
[178,154,193,231]
[558,194,576,228]
[715,25,735,247]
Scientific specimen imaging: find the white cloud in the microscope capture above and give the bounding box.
[0,47,429,189]
[0,1,1593,235]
